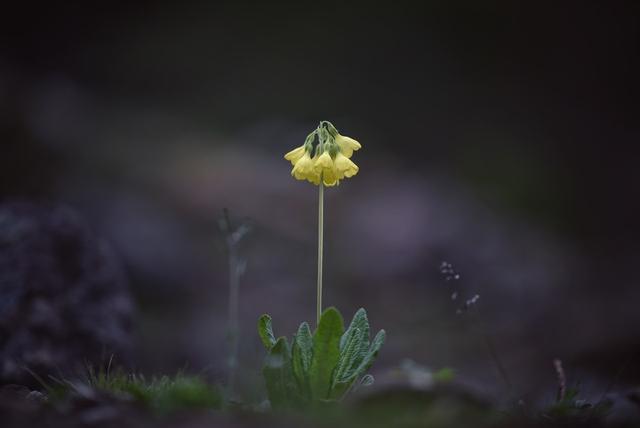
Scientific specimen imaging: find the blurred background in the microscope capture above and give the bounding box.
[1,1,639,406]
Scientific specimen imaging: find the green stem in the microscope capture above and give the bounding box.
[317,182,324,326]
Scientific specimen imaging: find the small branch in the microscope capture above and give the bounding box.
[218,209,251,399]
[553,358,566,402]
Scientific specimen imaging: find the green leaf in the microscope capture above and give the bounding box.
[340,308,369,351]
[291,322,313,399]
[329,380,351,400]
[332,372,376,400]
[348,329,386,383]
[309,307,344,400]
[330,330,385,401]
[334,327,362,383]
[258,314,277,351]
[338,308,371,382]
[262,336,296,409]
[329,327,362,400]
[359,374,375,387]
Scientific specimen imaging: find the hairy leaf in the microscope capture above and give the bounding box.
[334,327,362,383]
[329,327,362,400]
[309,307,344,400]
[330,380,351,400]
[347,329,386,383]
[291,322,313,399]
[262,336,296,409]
[340,308,369,351]
[258,314,277,351]
[359,374,375,387]
[335,309,371,386]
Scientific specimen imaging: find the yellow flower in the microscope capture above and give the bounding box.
[306,156,322,185]
[335,134,361,158]
[291,152,315,180]
[284,145,307,166]
[285,122,361,186]
[314,151,339,186]
[334,152,359,178]
[322,167,339,187]
[314,151,332,170]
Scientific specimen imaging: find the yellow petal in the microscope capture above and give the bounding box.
[305,155,321,185]
[307,169,321,185]
[322,166,339,186]
[284,145,306,165]
[335,134,361,158]
[291,153,314,181]
[314,151,333,172]
[334,152,359,179]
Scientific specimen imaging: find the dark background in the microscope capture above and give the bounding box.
[1,1,639,404]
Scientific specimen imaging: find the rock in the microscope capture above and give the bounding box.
[25,390,46,403]
[0,202,133,386]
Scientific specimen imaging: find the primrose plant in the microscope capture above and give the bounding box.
[258,121,385,409]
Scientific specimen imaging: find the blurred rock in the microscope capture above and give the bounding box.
[0,202,133,385]
[25,389,46,403]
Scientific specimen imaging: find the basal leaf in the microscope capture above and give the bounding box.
[329,327,361,400]
[291,322,313,400]
[262,337,292,409]
[340,308,369,351]
[347,329,386,383]
[309,307,344,400]
[258,308,384,408]
[330,380,351,401]
[334,327,361,383]
[359,374,375,387]
[338,308,370,382]
[333,374,375,400]
[258,314,277,351]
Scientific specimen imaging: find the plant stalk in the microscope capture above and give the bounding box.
[317,182,324,326]
[227,246,239,397]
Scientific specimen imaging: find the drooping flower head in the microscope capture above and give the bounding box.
[284,121,360,186]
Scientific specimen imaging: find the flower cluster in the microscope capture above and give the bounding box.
[284,121,361,186]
